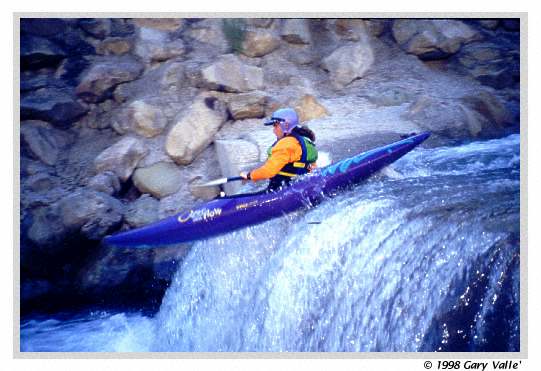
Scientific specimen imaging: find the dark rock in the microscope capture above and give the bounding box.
[76,56,144,103]
[56,189,124,240]
[501,19,520,32]
[20,35,66,70]
[20,120,73,165]
[21,88,88,127]
[20,18,67,37]
[78,18,112,39]
[55,57,91,86]
[86,171,121,195]
[20,72,66,92]
[110,18,136,37]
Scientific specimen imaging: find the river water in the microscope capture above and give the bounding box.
[20,134,521,352]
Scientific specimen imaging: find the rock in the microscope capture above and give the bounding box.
[332,19,370,41]
[124,194,160,228]
[24,173,57,192]
[402,93,512,139]
[294,95,329,123]
[87,171,121,195]
[201,54,264,93]
[365,19,388,37]
[94,136,149,182]
[214,139,260,195]
[165,94,228,165]
[461,91,513,127]
[96,37,134,55]
[281,19,312,44]
[133,161,182,199]
[133,18,184,32]
[21,18,67,37]
[247,19,274,29]
[478,20,500,30]
[124,100,168,138]
[457,43,518,89]
[57,189,124,240]
[20,88,88,127]
[78,19,112,39]
[27,206,66,247]
[392,20,481,60]
[501,19,520,31]
[20,120,72,165]
[187,19,229,52]
[227,91,269,120]
[241,29,280,57]
[20,35,66,70]
[321,42,375,89]
[135,27,185,63]
[76,56,144,103]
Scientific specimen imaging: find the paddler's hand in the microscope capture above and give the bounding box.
[239,171,251,183]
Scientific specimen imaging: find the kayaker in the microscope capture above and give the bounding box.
[240,108,318,191]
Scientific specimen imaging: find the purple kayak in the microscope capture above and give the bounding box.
[104,132,431,247]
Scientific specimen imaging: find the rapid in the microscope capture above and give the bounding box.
[20,134,520,352]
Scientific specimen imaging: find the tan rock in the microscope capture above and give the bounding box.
[228,91,269,120]
[133,18,184,32]
[127,100,168,138]
[94,136,148,182]
[281,19,312,44]
[133,161,182,199]
[165,94,228,165]
[294,95,329,123]
[201,54,264,92]
[96,37,133,56]
[241,29,280,57]
[321,43,374,89]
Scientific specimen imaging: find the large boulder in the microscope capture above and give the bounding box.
[20,35,66,70]
[201,54,264,93]
[214,139,260,195]
[86,171,121,196]
[134,27,185,63]
[124,194,160,228]
[20,88,88,127]
[227,91,269,120]
[402,91,513,139]
[96,37,134,56]
[122,100,168,138]
[21,18,68,37]
[281,19,312,44]
[20,120,73,166]
[76,56,144,103]
[133,18,184,32]
[331,19,371,41]
[57,189,124,240]
[456,42,518,90]
[94,136,149,182]
[78,19,112,39]
[294,95,329,123]
[321,42,375,89]
[133,161,182,199]
[241,29,280,57]
[165,94,228,165]
[392,20,481,60]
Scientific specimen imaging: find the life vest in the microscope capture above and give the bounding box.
[267,133,318,178]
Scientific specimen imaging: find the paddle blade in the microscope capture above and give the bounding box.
[194,176,244,187]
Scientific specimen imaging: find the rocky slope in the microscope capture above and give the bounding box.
[19,17,520,314]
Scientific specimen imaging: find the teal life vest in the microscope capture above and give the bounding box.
[267,133,318,178]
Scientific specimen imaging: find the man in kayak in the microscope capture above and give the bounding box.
[240,108,318,192]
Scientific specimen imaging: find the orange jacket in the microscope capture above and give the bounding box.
[250,136,303,181]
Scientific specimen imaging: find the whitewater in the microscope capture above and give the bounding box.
[20,134,520,352]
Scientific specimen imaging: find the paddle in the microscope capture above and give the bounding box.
[194,176,244,187]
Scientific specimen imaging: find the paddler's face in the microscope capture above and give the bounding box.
[273,123,284,139]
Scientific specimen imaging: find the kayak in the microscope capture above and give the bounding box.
[104,132,431,247]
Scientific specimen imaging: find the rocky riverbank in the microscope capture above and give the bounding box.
[19,17,520,315]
